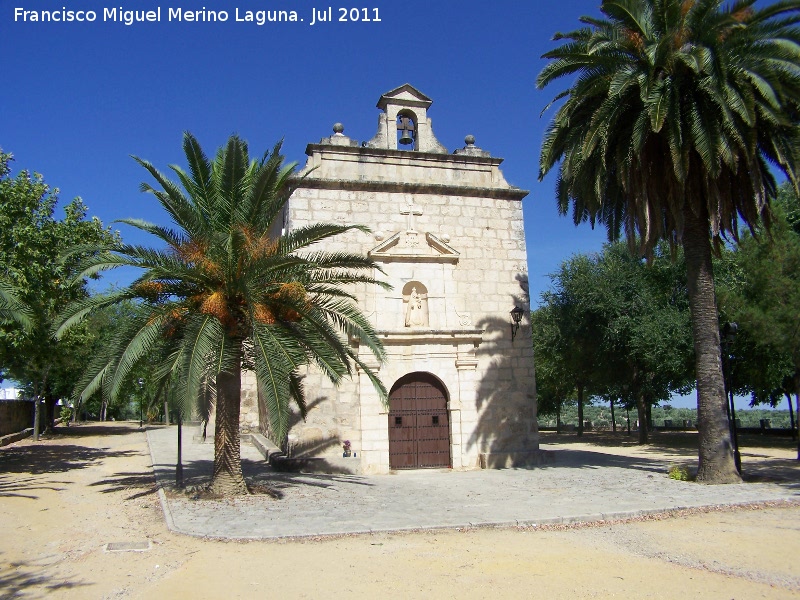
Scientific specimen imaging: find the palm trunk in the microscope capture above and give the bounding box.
[209,367,248,496]
[577,384,584,437]
[683,202,740,483]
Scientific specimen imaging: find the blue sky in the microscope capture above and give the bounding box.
[1,0,769,410]
[2,0,610,299]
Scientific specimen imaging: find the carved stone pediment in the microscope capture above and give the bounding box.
[376,84,433,110]
[368,232,459,264]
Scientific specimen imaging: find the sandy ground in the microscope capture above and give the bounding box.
[1,423,799,599]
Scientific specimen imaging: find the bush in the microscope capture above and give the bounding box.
[668,465,693,481]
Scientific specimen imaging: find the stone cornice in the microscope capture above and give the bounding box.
[305,143,504,166]
[375,329,484,345]
[296,175,528,201]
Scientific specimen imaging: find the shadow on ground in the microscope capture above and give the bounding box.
[88,470,157,501]
[0,444,138,476]
[0,423,141,500]
[154,454,375,500]
[0,552,92,597]
[539,430,800,489]
[534,448,678,474]
[41,423,146,438]
[541,430,699,451]
[243,464,375,498]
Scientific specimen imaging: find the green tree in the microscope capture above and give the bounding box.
[531,303,577,432]
[723,183,800,456]
[0,151,116,437]
[596,243,694,443]
[61,133,389,495]
[537,255,607,436]
[68,299,151,422]
[534,243,693,443]
[538,0,800,483]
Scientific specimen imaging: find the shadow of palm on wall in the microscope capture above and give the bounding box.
[467,285,539,468]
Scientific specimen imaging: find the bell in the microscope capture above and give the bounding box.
[397,115,415,146]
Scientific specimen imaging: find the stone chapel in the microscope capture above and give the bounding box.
[240,84,542,473]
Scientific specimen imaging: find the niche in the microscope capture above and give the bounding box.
[402,281,429,327]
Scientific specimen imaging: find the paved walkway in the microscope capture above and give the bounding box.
[146,426,800,540]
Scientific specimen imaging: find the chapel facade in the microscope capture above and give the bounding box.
[241,84,541,473]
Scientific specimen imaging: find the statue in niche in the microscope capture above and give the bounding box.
[404,286,427,327]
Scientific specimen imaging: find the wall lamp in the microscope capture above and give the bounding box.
[510,306,525,341]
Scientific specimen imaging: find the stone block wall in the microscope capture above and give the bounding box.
[0,400,33,437]
[277,144,537,471]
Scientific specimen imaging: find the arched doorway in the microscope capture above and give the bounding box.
[388,372,451,469]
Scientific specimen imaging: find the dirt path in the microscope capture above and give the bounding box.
[1,423,798,599]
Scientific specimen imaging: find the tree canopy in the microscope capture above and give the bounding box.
[719,182,800,455]
[533,242,693,442]
[0,150,116,435]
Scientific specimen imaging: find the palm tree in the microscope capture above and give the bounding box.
[0,281,33,331]
[538,0,800,483]
[60,133,389,495]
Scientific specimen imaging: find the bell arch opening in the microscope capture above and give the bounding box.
[396,109,417,150]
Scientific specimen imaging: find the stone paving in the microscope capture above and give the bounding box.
[146,426,800,540]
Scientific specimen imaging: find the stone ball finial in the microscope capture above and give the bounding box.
[333,123,345,134]
[465,135,476,146]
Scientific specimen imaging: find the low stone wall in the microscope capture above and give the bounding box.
[0,400,33,437]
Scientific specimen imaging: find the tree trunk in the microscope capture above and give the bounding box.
[164,399,170,425]
[577,384,584,437]
[794,370,800,460]
[556,402,562,434]
[785,393,795,442]
[32,395,41,441]
[636,393,648,445]
[795,392,799,461]
[610,397,616,434]
[44,394,56,433]
[209,367,247,496]
[31,377,42,441]
[683,202,740,483]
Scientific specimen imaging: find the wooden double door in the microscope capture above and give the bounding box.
[388,372,451,469]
